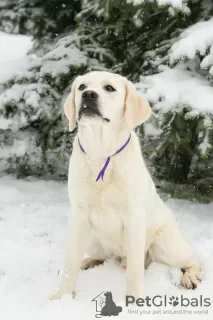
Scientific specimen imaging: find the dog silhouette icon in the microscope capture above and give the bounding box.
[101,291,122,317]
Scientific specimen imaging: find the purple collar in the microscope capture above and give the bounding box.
[78,134,131,182]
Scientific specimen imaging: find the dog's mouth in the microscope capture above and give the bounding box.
[78,106,101,119]
[78,104,110,122]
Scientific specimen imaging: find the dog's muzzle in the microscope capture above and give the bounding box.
[78,90,102,119]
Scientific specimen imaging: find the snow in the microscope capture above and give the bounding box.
[0,84,41,108]
[138,66,213,115]
[157,0,183,9]
[144,122,162,137]
[0,32,32,84]
[0,83,60,130]
[0,117,12,130]
[170,18,213,62]
[0,32,87,87]
[0,175,213,320]
[127,0,189,10]
[201,44,213,76]
[0,139,28,158]
[198,134,211,157]
[40,35,88,77]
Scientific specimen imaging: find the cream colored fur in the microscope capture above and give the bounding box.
[50,71,202,300]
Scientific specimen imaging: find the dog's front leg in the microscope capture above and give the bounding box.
[50,211,90,300]
[124,213,145,299]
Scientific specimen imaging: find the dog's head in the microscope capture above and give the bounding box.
[64,71,151,132]
[104,291,112,299]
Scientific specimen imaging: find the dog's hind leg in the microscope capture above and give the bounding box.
[181,265,202,289]
[149,223,202,289]
[80,257,105,270]
[82,240,109,270]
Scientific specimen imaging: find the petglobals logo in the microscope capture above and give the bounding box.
[126,295,211,316]
[92,292,211,317]
[92,291,122,318]
[126,295,211,308]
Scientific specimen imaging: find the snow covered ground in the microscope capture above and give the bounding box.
[0,31,32,84]
[0,175,213,320]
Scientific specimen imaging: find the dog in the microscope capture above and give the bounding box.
[50,71,202,300]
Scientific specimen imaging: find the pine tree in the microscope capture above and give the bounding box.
[137,3,213,198]
[77,0,201,79]
[0,0,80,37]
[77,0,213,198]
[0,0,86,178]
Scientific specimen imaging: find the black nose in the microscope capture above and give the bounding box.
[82,90,98,100]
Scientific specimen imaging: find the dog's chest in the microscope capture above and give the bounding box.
[87,184,127,256]
[84,181,128,232]
[70,148,132,233]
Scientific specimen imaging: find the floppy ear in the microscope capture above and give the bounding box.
[124,80,152,132]
[64,79,77,132]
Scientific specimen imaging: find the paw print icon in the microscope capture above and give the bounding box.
[169,296,179,307]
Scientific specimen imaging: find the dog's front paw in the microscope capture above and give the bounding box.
[49,281,75,300]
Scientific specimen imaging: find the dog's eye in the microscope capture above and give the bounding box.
[104,85,116,92]
[78,84,86,91]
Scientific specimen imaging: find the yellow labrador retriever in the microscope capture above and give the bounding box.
[51,71,202,300]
